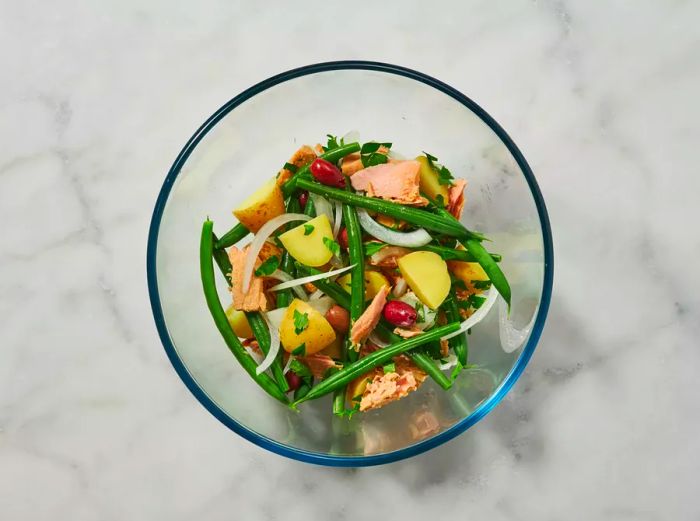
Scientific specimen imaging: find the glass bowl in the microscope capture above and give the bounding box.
[147,61,553,466]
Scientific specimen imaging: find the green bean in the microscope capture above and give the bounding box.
[373,323,452,390]
[293,322,460,406]
[245,312,289,392]
[276,198,301,308]
[443,291,468,367]
[464,239,511,308]
[303,196,316,218]
[200,220,289,404]
[419,244,501,263]
[294,265,350,306]
[297,178,483,240]
[215,223,250,250]
[282,143,361,197]
[211,233,233,286]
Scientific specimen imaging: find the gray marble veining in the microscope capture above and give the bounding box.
[1,1,699,519]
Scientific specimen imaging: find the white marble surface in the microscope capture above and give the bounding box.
[2,1,699,519]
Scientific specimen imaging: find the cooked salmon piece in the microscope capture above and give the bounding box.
[276,145,317,186]
[228,246,267,312]
[313,143,324,156]
[447,179,467,219]
[298,353,341,379]
[359,359,427,412]
[393,327,422,339]
[350,285,389,346]
[350,160,428,206]
[258,241,282,263]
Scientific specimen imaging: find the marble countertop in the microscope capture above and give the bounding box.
[2,1,699,519]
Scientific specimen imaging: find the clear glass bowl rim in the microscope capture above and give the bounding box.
[146,60,554,467]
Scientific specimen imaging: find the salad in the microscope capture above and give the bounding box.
[200,135,510,416]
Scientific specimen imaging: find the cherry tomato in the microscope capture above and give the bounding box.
[310,158,345,188]
[298,190,309,210]
[338,228,349,250]
[382,300,418,328]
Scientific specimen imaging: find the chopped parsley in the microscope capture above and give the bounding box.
[291,343,307,356]
[283,162,298,173]
[323,134,344,152]
[303,224,315,236]
[383,362,396,374]
[363,241,387,257]
[469,295,486,309]
[472,280,492,290]
[323,237,341,257]
[422,151,454,186]
[360,141,392,167]
[254,255,279,277]
[293,310,309,335]
[434,194,446,208]
[414,301,426,323]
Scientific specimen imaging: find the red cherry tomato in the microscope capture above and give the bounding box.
[382,300,418,328]
[298,190,309,210]
[310,158,345,188]
[285,370,302,392]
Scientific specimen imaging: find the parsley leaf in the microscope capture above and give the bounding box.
[324,134,344,152]
[422,151,454,187]
[303,224,314,236]
[435,194,446,208]
[472,280,492,290]
[291,342,306,356]
[283,162,298,173]
[423,151,438,163]
[363,242,387,257]
[414,301,426,323]
[383,362,396,374]
[323,237,341,257]
[468,295,486,309]
[293,310,309,335]
[254,255,279,277]
[360,141,392,167]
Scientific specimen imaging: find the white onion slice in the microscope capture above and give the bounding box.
[268,270,308,301]
[266,307,287,332]
[341,130,360,143]
[244,345,264,365]
[356,208,432,247]
[310,193,334,228]
[283,354,295,375]
[499,299,535,353]
[368,331,390,348]
[256,312,281,375]
[369,245,410,266]
[441,285,499,341]
[269,264,356,292]
[242,213,310,293]
[307,296,334,316]
[438,353,459,370]
[333,201,343,238]
[392,277,408,297]
[309,289,325,300]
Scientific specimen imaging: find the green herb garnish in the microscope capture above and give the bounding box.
[414,302,426,323]
[292,342,307,356]
[323,134,344,152]
[303,224,314,236]
[360,141,392,167]
[293,310,309,335]
[364,242,387,257]
[472,280,492,290]
[254,255,279,277]
[323,237,341,256]
[289,359,312,378]
[423,151,454,186]
[469,295,486,309]
[383,362,396,374]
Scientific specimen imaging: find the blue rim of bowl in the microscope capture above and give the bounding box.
[147,60,553,467]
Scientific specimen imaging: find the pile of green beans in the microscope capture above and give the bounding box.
[293,322,460,406]
[200,220,289,404]
[442,291,468,367]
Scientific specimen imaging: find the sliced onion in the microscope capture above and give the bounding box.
[266,307,287,332]
[256,312,281,375]
[268,270,308,301]
[438,353,459,370]
[356,208,432,247]
[310,193,334,228]
[341,130,360,143]
[333,201,343,238]
[244,345,264,365]
[392,277,408,297]
[369,245,410,266]
[309,288,325,300]
[441,285,499,341]
[283,354,295,375]
[268,264,356,292]
[307,296,334,316]
[242,213,310,293]
[499,298,535,353]
[368,331,390,348]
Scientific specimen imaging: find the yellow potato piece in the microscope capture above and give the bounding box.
[447,245,490,294]
[225,305,254,338]
[337,270,390,300]
[398,251,450,309]
[279,215,334,267]
[346,373,373,402]
[416,156,449,204]
[279,299,336,355]
[233,178,285,232]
